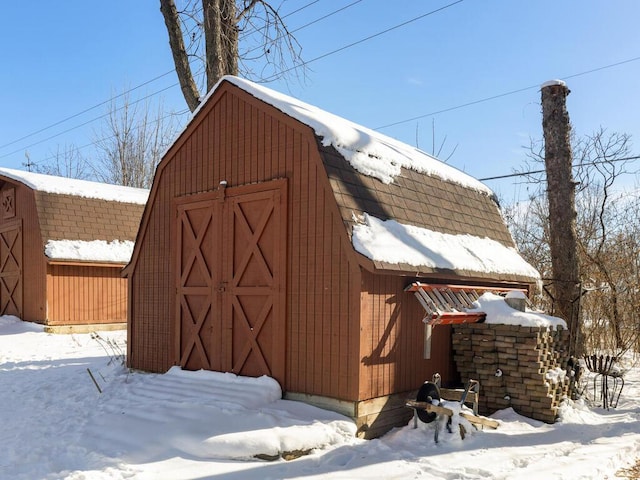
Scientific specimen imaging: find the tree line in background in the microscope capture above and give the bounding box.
[26,93,181,189]
[505,127,640,356]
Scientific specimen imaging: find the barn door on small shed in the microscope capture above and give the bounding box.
[175,179,286,384]
[0,221,23,317]
[223,180,286,383]
[176,195,222,371]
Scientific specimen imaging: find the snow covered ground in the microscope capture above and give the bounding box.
[1,316,639,480]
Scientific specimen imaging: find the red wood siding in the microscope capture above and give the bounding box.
[0,183,47,322]
[46,264,127,325]
[129,84,362,400]
[358,271,457,400]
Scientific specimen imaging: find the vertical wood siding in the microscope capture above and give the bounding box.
[129,84,361,400]
[46,264,127,325]
[0,183,46,322]
[358,272,457,400]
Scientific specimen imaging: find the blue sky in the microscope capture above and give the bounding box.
[1,1,639,204]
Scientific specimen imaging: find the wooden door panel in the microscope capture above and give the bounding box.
[224,180,286,384]
[176,198,222,371]
[0,222,22,317]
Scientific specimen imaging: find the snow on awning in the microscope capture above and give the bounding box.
[405,282,526,326]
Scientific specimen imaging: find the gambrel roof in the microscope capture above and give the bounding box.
[200,77,538,283]
[0,168,147,264]
[135,76,538,283]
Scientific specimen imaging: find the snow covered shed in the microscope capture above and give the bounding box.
[125,76,540,438]
[0,168,147,332]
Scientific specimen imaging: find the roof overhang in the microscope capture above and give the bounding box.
[46,259,127,268]
[356,254,538,286]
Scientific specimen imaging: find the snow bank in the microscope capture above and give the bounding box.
[45,239,134,263]
[352,213,540,279]
[2,316,640,479]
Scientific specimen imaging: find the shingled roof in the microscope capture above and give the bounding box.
[203,77,538,283]
[0,168,148,264]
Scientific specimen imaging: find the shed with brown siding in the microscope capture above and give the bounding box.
[0,168,147,332]
[125,76,540,438]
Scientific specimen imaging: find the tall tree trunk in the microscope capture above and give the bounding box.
[160,0,201,112]
[541,80,582,356]
[203,0,238,93]
[222,0,239,77]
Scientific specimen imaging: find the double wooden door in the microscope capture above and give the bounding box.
[175,179,286,384]
[0,221,22,318]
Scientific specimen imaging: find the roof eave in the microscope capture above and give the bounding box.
[47,259,128,268]
[357,254,537,286]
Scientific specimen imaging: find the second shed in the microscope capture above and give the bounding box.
[0,168,147,332]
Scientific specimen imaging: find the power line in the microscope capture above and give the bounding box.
[28,107,191,168]
[0,1,363,156]
[375,56,640,131]
[0,70,176,152]
[0,84,183,160]
[6,0,638,165]
[242,0,365,58]
[264,0,465,81]
[479,155,640,182]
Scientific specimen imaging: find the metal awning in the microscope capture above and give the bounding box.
[405,282,527,326]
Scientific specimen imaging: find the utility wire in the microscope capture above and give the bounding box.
[243,0,364,57]
[0,84,181,160]
[375,56,640,131]
[0,70,176,151]
[263,0,465,82]
[0,0,358,154]
[34,107,191,167]
[479,155,640,181]
[5,0,638,164]
[2,1,457,157]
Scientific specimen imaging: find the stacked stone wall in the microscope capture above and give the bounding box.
[452,323,570,423]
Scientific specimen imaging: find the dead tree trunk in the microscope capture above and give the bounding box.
[541,80,582,357]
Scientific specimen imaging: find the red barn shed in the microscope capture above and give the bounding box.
[0,168,147,332]
[125,76,539,438]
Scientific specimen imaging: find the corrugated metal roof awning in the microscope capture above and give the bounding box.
[405,282,527,326]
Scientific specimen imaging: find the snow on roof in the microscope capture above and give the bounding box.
[192,76,494,194]
[45,239,134,264]
[470,292,567,329]
[352,213,540,279]
[0,167,149,205]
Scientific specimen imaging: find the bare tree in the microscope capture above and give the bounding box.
[506,128,638,355]
[574,130,636,351]
[23,144,92,180]
[92,92,180,189]
[160,0,303,112]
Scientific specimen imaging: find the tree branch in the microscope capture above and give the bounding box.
[160,0,202,112]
